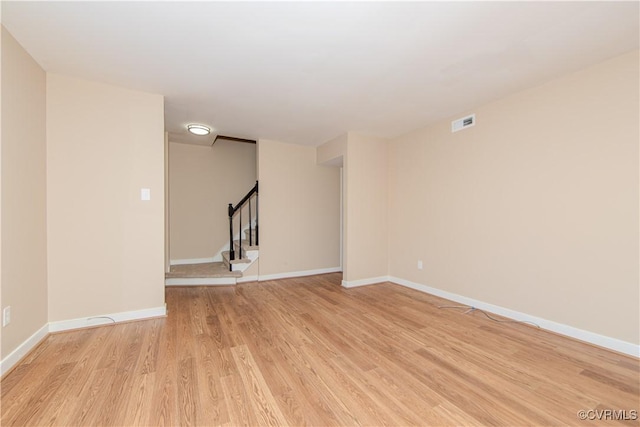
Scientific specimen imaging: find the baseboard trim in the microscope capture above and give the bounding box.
[49,306,167,333]
[2,305,167,377]
[259,267,342,282]
[170,257,216,266]
[388,276,639,358]
[0,323,49,377]
[341,276,389,288]
[165,277,237,286]
[237,275,259,283]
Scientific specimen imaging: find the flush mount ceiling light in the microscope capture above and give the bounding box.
[187,124,211,136]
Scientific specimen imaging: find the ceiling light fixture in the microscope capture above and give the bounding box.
[187,124,211,136]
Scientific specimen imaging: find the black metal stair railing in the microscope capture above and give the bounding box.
[227,181,259,271]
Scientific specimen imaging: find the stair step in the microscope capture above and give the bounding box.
[244,228,257,242]
[165,262,241,279]
[222,250,251,265]
[233,239,259,251]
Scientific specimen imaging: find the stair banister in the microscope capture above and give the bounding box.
[249,199,253,247]
[227,181,259,271]
[228,203,235,263]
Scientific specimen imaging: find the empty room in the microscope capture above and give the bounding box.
[1,2,638,426]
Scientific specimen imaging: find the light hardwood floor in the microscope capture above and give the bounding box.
[2,273,639,426]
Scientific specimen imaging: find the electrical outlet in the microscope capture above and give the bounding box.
[417,260,423,270]
[3,306,11,327]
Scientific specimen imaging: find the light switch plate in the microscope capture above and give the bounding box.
[141,188,151,201]
[3,306,11,327]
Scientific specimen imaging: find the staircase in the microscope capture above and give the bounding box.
[222,228,259,272]
[165,182,259,286]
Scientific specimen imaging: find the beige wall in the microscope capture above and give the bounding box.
[343,133,389,282]
[258,139,340,276]
[0,27,3,357]
[388,50,639,344]
[164,132,170,272]
[316,133,347,166]
[0,27,48,359]
[46,74,165,321]
[168,140,256,261]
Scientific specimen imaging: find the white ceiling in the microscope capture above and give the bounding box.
[2,1,638,147]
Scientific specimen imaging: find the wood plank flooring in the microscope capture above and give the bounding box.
[2,273,639,426]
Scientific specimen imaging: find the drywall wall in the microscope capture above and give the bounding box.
[343,133,389,283]
[388,50,639,344]
[46,73,165,322]
[164,132,170,272]
[0,27,3,359]
[168,140,256,262]
[258,139,340,276]
[317,133,347,166]
[0,27,48,359]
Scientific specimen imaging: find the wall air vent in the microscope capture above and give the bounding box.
[451,114,476,133]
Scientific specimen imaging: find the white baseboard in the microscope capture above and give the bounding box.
[388,276,640,358]
[49,306,167,333]
[165,277,236,286]
[259,267,342,282]
[341,276,389,288]
[170,257,216,266]
[165,266,338,286]
[2,306,167,377]
[237,275,259,283]
[0,324,49,377]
